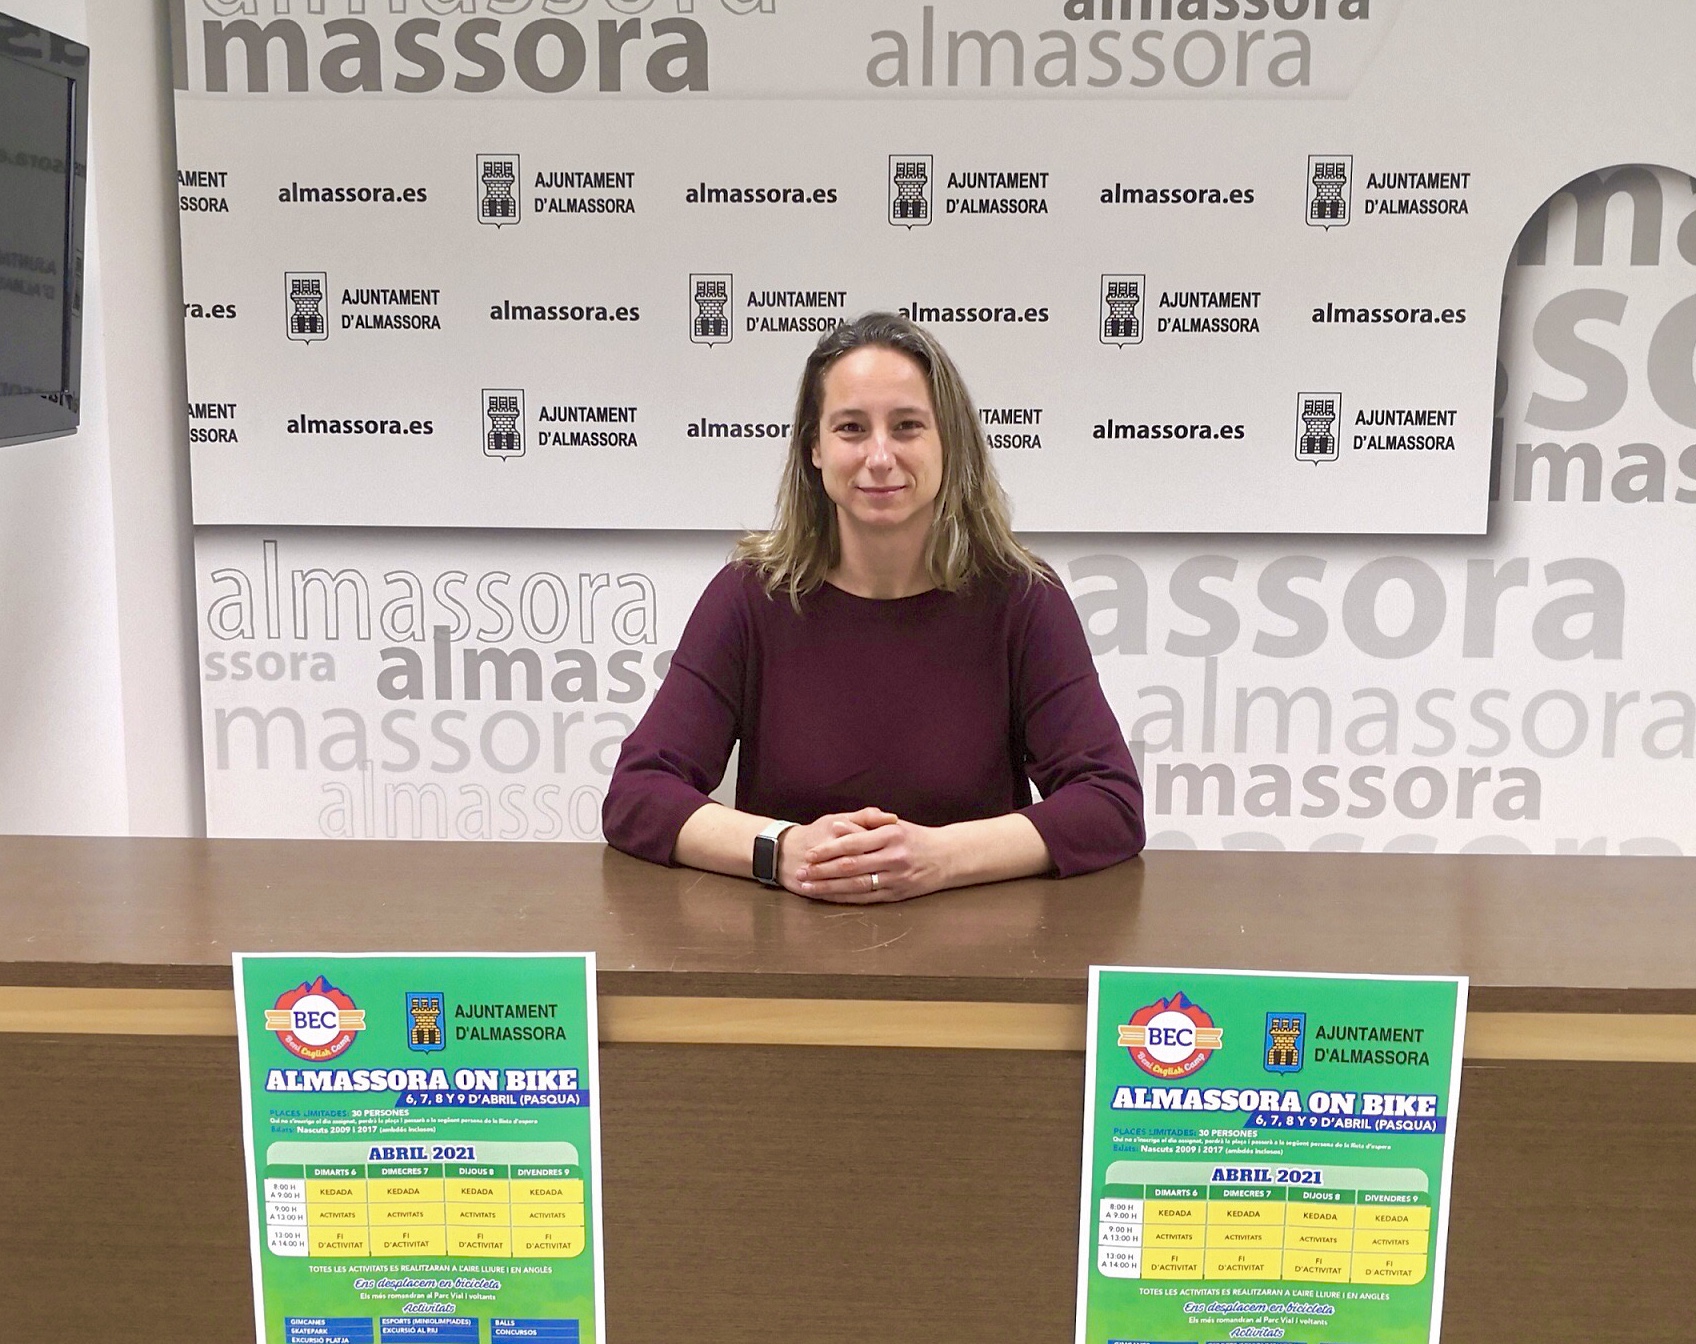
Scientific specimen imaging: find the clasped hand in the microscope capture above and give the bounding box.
[778,806,950,903]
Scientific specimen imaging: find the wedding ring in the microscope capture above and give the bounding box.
[870,872,879,892]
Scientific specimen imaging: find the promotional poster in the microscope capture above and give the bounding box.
[1076,966,1466,1344]
[234,953,606,1344]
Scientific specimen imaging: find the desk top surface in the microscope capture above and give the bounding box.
[1,838,1690,1009]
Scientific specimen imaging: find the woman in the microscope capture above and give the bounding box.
[603,312,1143,900]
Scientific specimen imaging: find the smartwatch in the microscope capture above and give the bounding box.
[752,820,797,887]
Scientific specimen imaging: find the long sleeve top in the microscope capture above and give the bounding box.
[602,562,1145,877]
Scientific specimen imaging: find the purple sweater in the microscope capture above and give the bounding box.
[602,563,1145,877]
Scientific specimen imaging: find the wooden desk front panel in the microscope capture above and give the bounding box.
[0,1034,1689,1343]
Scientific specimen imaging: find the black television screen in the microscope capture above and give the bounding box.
[0,12,86,448]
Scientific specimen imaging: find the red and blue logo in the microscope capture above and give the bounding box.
[263,977,366,1062]
[1118,993,1223,1080]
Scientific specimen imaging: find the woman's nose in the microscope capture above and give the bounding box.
[865,430,895,468]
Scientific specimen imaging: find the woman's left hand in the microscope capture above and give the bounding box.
[793,811,955,903]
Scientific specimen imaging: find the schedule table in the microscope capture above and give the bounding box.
[1096,1162,1431,1285]
[262,1143,586,1260]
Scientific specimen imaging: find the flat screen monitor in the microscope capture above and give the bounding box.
[0,12,87,448]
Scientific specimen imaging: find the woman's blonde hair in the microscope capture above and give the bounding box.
[733,311,1046,604]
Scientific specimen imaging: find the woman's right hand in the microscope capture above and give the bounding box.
[778,807,897,894]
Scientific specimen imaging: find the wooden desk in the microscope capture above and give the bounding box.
[0,838,1691,1342]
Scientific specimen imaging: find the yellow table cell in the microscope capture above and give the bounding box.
[368,1179,444,1202]
[1352,1253,1428,1285]
[1143,1226,1204,1248]
[513,1226,586,1258]
[1208,1202,1286,1227]
[512,1201,586,1227]
[448,1202,512,1226]
[308,1205,368,1227]
[372,1227,448,1257]
[309,1229,370,1257]
[1204,1249,1282,1280]
[449,1227,514,1257]
[1356,1205,1432,1231]
[1287,1205,1355,1229]
[305,1181,367,1204]
[370,1201,446,1226]
[1143,1201,1205,1225]
[1288,1201,1356,1221]
[447,1179,510,1203]
[1206,1223,1284,1250]
[1287,1226,1354,1252]
[1141,1249,1205,1279]
[511,1178,585,1204]
[1355,1228,1427,1254]
[1283,1251,1351,1282]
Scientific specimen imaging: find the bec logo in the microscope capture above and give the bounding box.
[263,977,366,1062]
[1118,992,1223,1079]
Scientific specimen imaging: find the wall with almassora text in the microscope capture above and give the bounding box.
[174,2,1696,853]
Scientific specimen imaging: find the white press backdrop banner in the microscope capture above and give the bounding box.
[172,0,1696,534]
[194,163,1696,850]
[170,2,1696,852]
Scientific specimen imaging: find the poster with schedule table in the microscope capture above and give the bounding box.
[1076,967,1466,1344]
[234,953,606,1344]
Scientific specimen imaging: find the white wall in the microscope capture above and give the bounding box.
[86,0,202,834]
[0,0,201,835]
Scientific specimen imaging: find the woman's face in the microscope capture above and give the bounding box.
[811,345,944,540]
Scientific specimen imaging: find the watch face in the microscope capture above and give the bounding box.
[753,834,777,884]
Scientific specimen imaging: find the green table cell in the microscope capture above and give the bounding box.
[450,1163,509,1179]
[1146,1184,1207,1201]
[1359,1189,1431,1207]
[1290,1187,1355,1206]
[370,1163,445,1179]
[512,1165,578,1179]
[1213,1185,1285,1202]
[1102,1183,1145,1199]
[307,1165,366,1180]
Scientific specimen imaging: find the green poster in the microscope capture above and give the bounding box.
[1076,967,1466,1344]
[234,953,605,1344]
